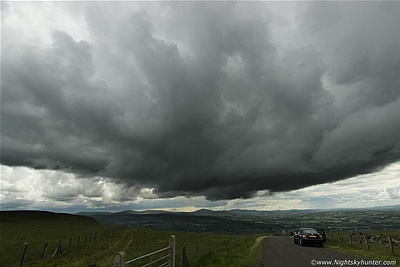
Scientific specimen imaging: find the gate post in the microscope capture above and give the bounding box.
[363,234,369,250]
[112,252,126,267]
[388,236,395,255]
[169,235,176,267]
[181,247,186,267]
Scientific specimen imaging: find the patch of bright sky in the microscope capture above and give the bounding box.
[1,162,399,212]
[2,1,89,48]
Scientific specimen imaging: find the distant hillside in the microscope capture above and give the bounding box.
[76,209,172,217]
[368,205,400,211]
[77,205,400,234]
[193,209,233,217]
[75,204,400,218]
[0,210,98,225]
[83,212,273,234]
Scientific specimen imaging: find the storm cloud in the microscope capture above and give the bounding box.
[1,2,400,200]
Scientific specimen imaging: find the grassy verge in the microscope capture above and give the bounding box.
[193,235,268,267]
[0,211,266,267]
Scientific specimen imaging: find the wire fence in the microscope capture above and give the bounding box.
[18,226,127,265]
[324,231,399,256]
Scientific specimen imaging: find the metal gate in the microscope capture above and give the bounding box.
[112,235,175,267]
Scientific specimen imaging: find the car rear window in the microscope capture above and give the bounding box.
[302,229,318,234]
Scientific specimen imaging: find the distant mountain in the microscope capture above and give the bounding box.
[193,209,234,217]
[76,211,113,216]
[228,205,400,215]
[367,205,400,211]
[134,210,173,215]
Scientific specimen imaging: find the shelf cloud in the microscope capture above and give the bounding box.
[2,2,400,201]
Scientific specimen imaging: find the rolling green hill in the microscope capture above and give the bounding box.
[0,211,105,266]
[1,210,98,225]
[0,211,264,267]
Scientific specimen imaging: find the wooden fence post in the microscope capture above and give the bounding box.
[363,234,369,250]
[331,234,334,242]
[349,234,353,246]
[337,235,341,246]
[84,234,87,244]
[52,240,62,257]
[60,240,63,254]
[20,242,29,265]
[68,238,72,251]
[169,235,176,267]
[181,247,186,267]
[41,242,48,259]
[112,252,126,267]
[77,236,80,247]
[388,236,395,255]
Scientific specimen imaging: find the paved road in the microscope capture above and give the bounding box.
[259,236,378,267]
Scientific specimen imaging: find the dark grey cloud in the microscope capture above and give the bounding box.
[1,2,400,200]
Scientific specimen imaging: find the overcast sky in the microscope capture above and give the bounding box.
[1,1,399,212]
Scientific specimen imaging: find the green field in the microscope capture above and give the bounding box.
[324,230,400,262]
[0,211,265,267]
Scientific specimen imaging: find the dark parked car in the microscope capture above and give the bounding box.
[293,228,324,247]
